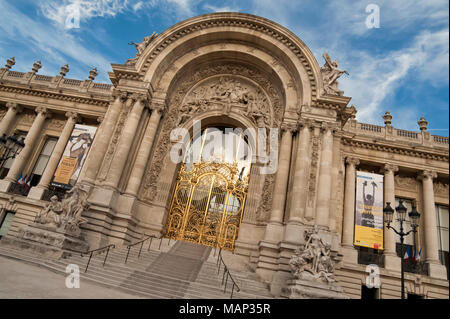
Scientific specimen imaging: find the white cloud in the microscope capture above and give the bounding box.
[40,0,130,27]
[339,28,449,125]
[0,0,112,81]
[133,1,144,12]
[203,4,240,13]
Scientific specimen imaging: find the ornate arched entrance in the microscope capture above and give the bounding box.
[164,127,251,251]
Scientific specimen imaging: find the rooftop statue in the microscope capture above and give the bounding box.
[320,52,348,96]
[129,32,158,57]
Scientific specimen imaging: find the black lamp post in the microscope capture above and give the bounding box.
[383,200,421,299]
[0,133,25,170]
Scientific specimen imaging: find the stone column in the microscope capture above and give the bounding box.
[382,164,398,256]
[80,91,127,185]
[4,106,50,182]
[28,112,78,199]
[288,120,313,223]
[262,123,295,243]
[0,102,23,137]
[103,94,147,189]
[418,170,440,263]
[418,170,447,278]
[124,103,163,197]
[315,123,335,228]
[342,157,360,247]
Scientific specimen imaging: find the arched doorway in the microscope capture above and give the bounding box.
[164,126,251,251]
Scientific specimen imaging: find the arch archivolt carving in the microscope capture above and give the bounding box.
[134,14,321,104]
[138,62,283,207]
[151,42,298,111]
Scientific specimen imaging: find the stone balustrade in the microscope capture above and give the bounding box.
[345,119,449,148]
[0,68,113,93]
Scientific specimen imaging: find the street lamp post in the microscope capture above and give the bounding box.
[383,200,421,299]
[0,133,25,170]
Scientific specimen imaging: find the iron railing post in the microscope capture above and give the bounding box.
[158,237,163,250]
[148,237,153,252]
[103,246,110,267]
[138,241,144,258]
[85,252,93,273]
[125,246,131,264]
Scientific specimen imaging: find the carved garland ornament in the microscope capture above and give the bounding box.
[139,63,283,202]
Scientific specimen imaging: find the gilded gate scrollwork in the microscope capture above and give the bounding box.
[164,130,250,251]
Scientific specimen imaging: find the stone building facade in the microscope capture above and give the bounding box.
[0,13,448,299]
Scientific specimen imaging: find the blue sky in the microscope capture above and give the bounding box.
[0,0,448,134]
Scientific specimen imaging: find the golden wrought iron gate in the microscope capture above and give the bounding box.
[164,129,250,251]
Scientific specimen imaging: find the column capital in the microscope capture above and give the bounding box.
[281,122,297,134]
[320,121,338,134]
[65,111,79,121]
[35,106,51,118]
[345,156,360,166]
[97,116,104,124]
[381,163,399,174]
[111,90,128,102]
[150,100,166,114]
[417,170,437,181]
[5,102,23,112]
[297,118,315,131]
[129,93,148,103]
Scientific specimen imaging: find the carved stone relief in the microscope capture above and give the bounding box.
[434,182,449,197]
[395,175,418,192]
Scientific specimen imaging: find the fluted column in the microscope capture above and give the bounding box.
[342,157,360,247]
[103,94,147,189]
[0,102,23,136]
[382,164,398,255]
[266,123,295,225]
[418,170,440,264]
[4,106,50,182]
[80,91,127,184]
[315,123,335,228]
[288,119,313,223]
[36,112,78,189]
[124,103,163,197]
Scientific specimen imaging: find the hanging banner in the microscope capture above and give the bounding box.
[50,124,97,190]
[354,171,384,250]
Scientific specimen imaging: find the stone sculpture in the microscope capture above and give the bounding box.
[320,52,348,96]
[289,225,336,283]
[129,32,158,57]
[35,184,89,236]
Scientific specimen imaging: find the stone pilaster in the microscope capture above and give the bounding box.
[6,107,50,180]
[342,157,360,246]
[103,94,147,189]
[380,164,401,271]
[27,112,79,200]
[124,102,164,197]
[256,123,295,283]
[417,170,447,279]
[340,157,359,264]
[288,119,313,224]
[79,91,127,185]
[315,122,336,228]
[0,102,23,137]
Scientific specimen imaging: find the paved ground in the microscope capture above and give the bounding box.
[0,255,143,299]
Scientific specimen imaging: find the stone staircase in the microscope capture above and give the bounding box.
[0,238,273,299]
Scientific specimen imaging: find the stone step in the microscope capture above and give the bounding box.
[0,240,272,299]
[45,258,234,299]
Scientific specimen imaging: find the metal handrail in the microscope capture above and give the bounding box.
[80,244,115,273]
[124,235,157,263]
[216,249,241,299]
